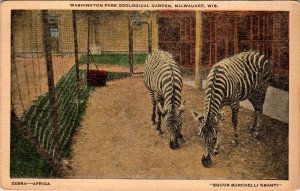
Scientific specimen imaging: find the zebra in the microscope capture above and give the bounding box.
[144,50,185,149]
[192,51,272,167]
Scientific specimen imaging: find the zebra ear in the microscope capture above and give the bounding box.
[192,110,205,123]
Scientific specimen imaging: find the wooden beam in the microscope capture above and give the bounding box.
[41,10,61,169]
[214,17,218,64]
[72,10,80,101]
[195,11,202,89]
[233,17,239,54]
[250,16,253,49]
[152,13,159,50]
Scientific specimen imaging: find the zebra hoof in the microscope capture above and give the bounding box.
[253,132,261,139]
[231,139,239,146]
[155,130,163,135]
[201,154,212,167]
[250,126,256,133]
[169,139,180,150]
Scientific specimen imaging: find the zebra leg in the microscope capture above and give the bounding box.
[231,102,240,145]
[155,100,163,135]
[212,137,221,155]
[249,89,267,138]
[251,110,263,138]
[150,91,156,126]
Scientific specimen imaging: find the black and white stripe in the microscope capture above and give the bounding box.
[193,51,272,166]
[144,50,185,149]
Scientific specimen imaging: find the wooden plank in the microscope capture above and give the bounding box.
[233,17,239,54]
[214,16,217,63]
[271,13,275,74]
[195,11,202,89]
[257,15,260,40]
[250,16,253,49]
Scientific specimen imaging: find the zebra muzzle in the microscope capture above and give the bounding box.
[169,138,180,150]
[201,154,212,167]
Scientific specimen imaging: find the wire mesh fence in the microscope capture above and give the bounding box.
[11,10,93,176]
[10,10,153,177]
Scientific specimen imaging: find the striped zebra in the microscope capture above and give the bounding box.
[192,51,272,167]
[144,50,185,149]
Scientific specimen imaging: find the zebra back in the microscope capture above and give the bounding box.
[144,50,183,111]
[204,51,272,121]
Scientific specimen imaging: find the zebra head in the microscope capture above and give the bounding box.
[192,110,224,167]
[159,101,185,149]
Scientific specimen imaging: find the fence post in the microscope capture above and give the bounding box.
[72,10,80,101]
[87,17,90,74]
[195,11,203,89]
[41,10,62,173]
[148,22,152,54]
[128,20,133,75]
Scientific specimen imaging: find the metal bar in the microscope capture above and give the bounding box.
[88,20,99,71]
[72,10,80,101]
[41,10,61,171]
[129,21,151,75]
[88,48,99,71]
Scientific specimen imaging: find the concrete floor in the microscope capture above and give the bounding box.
[240,86,288,123]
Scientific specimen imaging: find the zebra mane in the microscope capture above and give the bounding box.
[162,52,178,112]
[169,63,176,111]
[199,123,218,144]
[205,65,222,125]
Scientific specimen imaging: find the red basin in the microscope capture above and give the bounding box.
[87,70,108,86]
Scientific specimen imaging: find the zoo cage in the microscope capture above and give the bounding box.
[10,10,91,176]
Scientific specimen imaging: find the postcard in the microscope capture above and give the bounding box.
[0,1,299,190]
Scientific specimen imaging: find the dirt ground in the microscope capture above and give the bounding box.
[65,70,288,180]
[82,63,145,74]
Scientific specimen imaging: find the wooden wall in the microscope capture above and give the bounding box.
[157,11,196,69]
[12,10,158,55]
[201,11,289,90]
